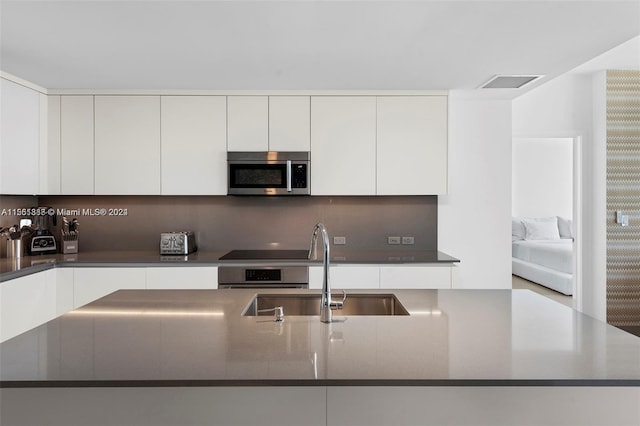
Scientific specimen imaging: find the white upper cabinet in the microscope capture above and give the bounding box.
[228,96,311,152]
[94,96,161,195]
[0,78,40,194]
[310,96,377,195]
[227,96,268,151]
[377,96,448,195]
[161,96,227,195]
[43,91,447,196]
[44,95,61,195]
[269,96,311,151]
[61,96,95,195]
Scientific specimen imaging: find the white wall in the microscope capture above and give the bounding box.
[512,138,573,219]
[512,36,640,321]
[439,95,512,289]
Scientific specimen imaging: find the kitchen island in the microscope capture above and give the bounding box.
[1,288,639,425]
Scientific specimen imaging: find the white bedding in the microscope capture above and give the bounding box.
[512,239,573,274]
[512,239,573,295]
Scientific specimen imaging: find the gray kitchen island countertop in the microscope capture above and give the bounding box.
[1,288,639,388]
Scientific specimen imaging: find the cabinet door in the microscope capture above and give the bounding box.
[61,96,95,194]
[379,265,452,289]
[55,268,75,316]
[0,78,40,194]
[269,96,311,151]
[377,96,448,195]
[312,265,380,289]
[332,266,380,289]
[311,97,376,195]
[45,95,61,195]
[94,96,160,195]
[227,96,268,151]
[147,266,218,289]
[73,267,146,309]
[161,96,227,195]
[0,270,56,342]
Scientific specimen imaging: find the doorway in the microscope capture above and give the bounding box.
[511,137,582,310]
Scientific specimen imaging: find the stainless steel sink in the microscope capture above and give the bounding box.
[243,293,410,317]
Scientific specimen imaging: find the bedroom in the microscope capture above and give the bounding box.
[512,137,575,306]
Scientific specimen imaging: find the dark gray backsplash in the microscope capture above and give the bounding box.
[32,195,437,252]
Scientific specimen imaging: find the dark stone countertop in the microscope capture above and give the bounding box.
[0,249,459,282]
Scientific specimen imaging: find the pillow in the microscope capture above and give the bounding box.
[512,217,526,241]
[557,216,573,239]
[522,217,560,240]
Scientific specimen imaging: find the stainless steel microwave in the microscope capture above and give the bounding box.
[227,151,311,195]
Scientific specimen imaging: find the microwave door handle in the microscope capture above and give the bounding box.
[286,160,292,192]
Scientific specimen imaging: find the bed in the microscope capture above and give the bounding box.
[512,216,574,296]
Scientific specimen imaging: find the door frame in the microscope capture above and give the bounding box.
[511,135,583,311]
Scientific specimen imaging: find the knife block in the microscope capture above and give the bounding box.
[62,240,78,254]
[61,230,78,254]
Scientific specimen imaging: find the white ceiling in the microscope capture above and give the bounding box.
[1,1,639,95]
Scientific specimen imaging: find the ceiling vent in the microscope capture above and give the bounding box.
[480,75,543,89]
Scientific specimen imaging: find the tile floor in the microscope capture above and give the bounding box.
[512,275,640,338]
[511,274,573,308]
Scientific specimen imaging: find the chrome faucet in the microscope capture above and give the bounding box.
[308,223,346,323]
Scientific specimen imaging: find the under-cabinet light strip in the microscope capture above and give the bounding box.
[68,310,224,317]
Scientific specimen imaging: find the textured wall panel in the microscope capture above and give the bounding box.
[607,69,640,326]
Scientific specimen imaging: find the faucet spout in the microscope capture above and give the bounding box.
[309,223,345,323]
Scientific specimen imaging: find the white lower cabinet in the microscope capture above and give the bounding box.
[1,264,454,343]
[1,270,56,342]
[146,266,218,289]
[310,264,455,290]
[309,265,379,290]
[73,267,146,309]
[380,265,455,289]
[55,268,75,316]
[332,265,380,289]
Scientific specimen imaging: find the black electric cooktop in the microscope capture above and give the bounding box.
[219,249,309,260]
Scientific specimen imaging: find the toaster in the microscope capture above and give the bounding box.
[160,231,197,255]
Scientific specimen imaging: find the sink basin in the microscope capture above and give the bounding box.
[243,293,410,316]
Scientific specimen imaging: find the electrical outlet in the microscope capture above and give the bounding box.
[388,236,401,245]
[402,236,415,245]
[616,211,630,226]
[333,236,346,245]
